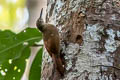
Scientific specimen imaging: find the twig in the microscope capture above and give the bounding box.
[32,44,43,47]
[91,65,120,70]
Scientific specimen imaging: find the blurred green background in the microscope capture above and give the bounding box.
[0,0,28,32]
[0,0,47,32]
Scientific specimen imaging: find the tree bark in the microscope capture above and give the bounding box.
[41,0,120,80]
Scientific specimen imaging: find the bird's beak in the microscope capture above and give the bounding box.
[40,8,43,19]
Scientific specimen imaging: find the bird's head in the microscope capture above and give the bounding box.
[36,8,44,32]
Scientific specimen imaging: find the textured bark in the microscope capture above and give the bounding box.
[41,0,120,80]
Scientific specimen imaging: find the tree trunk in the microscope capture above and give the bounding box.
[41,0,120,80]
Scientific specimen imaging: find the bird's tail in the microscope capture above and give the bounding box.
[52,54,65,76]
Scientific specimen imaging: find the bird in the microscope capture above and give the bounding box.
[36,8,64,76]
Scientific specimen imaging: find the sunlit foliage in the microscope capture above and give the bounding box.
[0,0,28,31]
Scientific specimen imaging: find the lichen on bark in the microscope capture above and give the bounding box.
[41,0,120,80]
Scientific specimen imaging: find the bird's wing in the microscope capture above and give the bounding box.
[44,35,60,57]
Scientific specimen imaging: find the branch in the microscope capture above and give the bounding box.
[91,65,120,70]
[32,44,43,47]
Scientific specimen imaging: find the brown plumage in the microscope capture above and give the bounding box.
[36,8,64,76]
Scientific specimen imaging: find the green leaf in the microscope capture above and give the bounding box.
[16,28,42,46]
[0,46,30,80]
[0,28,43,80]
[0,28,42,63]
[29,47,43,80]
